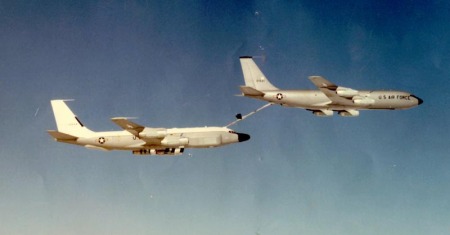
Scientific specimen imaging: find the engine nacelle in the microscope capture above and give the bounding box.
[338,110,360,117]
[161,137,189,147]
[336,86,359,98]
[353,97,375,105]
[132,148,184,156]
[139,128,167,139]
[312,110,333,117]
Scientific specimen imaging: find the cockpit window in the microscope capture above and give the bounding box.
[229,131,236,134]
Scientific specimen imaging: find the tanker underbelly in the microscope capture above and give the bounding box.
[275,92,331,107]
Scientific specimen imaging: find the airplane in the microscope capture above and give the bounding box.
[47,100,250,156]
[239,56,423,117]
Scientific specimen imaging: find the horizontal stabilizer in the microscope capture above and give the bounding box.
[47,130,78,141]
[240,86,265,96]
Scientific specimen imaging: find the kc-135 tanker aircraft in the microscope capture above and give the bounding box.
[239,56,423,117]
[47,100,250,156]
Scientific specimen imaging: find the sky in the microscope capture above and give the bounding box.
[0,0,449,234]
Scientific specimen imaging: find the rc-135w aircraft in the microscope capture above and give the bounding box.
[47,100,250,156]
[239,56,423,117]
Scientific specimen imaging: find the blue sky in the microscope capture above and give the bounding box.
[1,1,449,234]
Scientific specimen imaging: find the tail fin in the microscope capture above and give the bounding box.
[239,56,278,91]
[50,100,94,137]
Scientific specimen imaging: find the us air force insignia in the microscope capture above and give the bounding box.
[276,93,283,100]
[98,137,106,144]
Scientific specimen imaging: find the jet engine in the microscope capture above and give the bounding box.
[311,109,333,116]
[161,136,189,147]
[352,97,375,105]
[338,110,360,117]
[336,87,359,97]
[138,128,167,139]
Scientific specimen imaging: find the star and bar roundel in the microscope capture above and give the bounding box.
[98,137,106,144]
[276,93,283,100]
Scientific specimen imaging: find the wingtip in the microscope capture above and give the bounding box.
[111,117,138,120]
[308,76,322,80]
[51,99,75,102]
[240,56,253,59]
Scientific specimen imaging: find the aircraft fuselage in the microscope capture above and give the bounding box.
[58,127,249,153]
[254,90,421,110]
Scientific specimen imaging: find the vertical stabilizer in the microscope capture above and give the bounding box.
[239,56,278,91]
[50,100,94,137]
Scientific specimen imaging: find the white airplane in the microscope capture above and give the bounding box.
[239,56,423,117]
[47,100,250,156]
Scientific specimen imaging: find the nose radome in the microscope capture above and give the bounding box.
[417,97,423,105]
[237,133,250,142]
[411,95,423,105]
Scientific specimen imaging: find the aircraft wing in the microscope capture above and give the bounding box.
[111,117,145,136]
[308,76,354,106]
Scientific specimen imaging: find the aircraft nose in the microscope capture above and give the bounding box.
[411,95,423,105]
[417,97,423,105]
[237,133,250,142]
